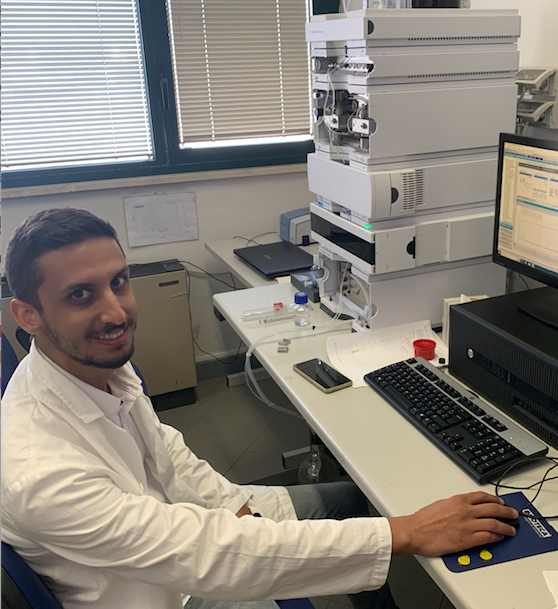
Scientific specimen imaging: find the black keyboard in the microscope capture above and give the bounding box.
[364,357,548,484]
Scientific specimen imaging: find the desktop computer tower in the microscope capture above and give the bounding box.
[449,288,558,449]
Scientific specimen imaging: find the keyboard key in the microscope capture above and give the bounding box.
[458,449,475,463]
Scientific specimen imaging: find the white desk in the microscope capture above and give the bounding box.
[205,234,319,288]
[213,283,558,609]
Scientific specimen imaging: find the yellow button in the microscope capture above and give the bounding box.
[457,555,471,566]
[479,549,493,561]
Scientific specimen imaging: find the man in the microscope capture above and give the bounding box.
[1,208,518,609]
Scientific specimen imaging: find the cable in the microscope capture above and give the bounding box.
[318,262,351,328]
[193,335,244,366]
[351,273,373,324]
[233,235,260,245]
[325,65,347,157]
[183,265,244,366]
[233,232,277,247]
[244,231,277,247]
[491,455,558,520]
[244,347,303,418]
[179,260,236,289]
[243,262,355,418]
[518,274,530,290]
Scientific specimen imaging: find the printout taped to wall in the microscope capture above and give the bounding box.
[124,192,198,247]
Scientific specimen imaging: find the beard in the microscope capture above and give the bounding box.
[41,319,136,370]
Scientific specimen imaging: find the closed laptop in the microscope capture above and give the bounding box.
[233,241,313,278]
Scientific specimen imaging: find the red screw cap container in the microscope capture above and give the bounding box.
[413,339,436,360]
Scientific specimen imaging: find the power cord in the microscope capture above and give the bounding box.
[490,455,558,520]
[518,274,530,290]
[179,260,236,289]
[233,231,277,247]
[181,263,244,365]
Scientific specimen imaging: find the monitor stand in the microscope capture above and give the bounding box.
[517,287,558,331]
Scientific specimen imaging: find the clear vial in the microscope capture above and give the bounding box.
[293,291,311,327]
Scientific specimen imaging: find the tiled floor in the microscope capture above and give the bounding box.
[158,375,310,483]
[158,375,455,609]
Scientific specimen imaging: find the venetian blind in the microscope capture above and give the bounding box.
[1,0,153,171]
[167,0,312,146]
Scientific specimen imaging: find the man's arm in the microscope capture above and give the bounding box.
[389,491,518,556]
[3,464,393,600]
[4,462,517,601]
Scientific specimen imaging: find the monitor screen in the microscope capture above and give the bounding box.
[493,133,558,290]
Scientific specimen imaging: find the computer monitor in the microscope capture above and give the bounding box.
[493,132,558,329]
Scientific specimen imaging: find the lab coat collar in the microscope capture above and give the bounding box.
[40,348,123,423]
[27,341,144,424]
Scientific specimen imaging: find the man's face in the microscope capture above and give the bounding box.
[34,237,137,371]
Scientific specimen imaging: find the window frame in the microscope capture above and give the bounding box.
[2,0,315,190]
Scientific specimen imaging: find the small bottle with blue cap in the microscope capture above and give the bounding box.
[293,291,311,327]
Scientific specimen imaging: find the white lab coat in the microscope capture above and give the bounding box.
[1,344,392,609]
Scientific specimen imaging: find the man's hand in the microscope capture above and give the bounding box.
[235,504,253,518]
[389,491,519,557]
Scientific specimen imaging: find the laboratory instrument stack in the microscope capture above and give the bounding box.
[305,8,521,329]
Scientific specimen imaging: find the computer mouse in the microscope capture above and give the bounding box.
[495,510,520,530]
[496,516,520,529]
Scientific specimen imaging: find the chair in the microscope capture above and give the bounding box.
[1,334,20,397]
[132,362,148,395]
[276,599,315,609]
[1,542,63,609]
[15,326,31,352]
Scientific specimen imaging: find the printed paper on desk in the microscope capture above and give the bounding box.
[544,571,558,608]
[326,320,448,388]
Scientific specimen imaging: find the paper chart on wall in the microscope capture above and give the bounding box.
[326,320,448,388]
[124,192,199,247]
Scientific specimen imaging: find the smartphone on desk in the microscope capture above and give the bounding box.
[293,358,352,393]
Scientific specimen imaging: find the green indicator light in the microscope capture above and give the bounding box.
[364,223,372,229]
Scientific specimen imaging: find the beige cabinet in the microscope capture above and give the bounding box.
[130,262,197,406]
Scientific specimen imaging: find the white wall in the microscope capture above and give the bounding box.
[471,0,558,67]
[3,172,314,362]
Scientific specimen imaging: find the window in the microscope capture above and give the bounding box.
[167,0,312,148]
[1,0,153,171]
[1,0,314,189]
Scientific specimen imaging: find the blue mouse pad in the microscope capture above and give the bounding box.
[442,492,558,572]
